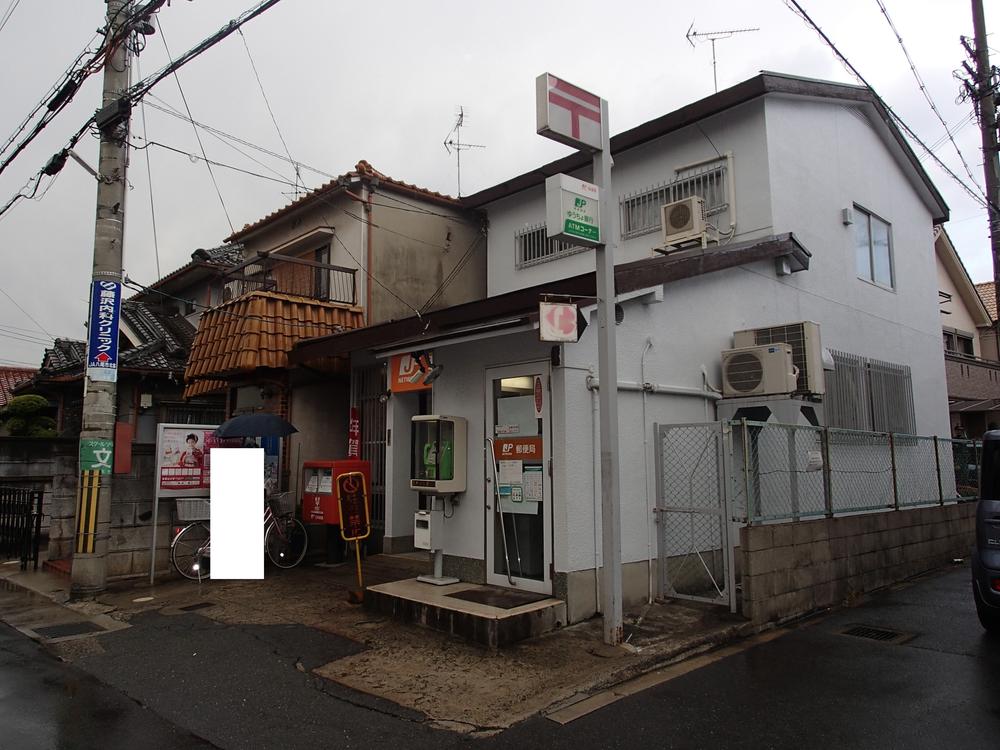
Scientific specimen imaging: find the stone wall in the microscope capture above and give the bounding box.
[740,502,976,625]
[0,438,76,555]
[106,444,173,579]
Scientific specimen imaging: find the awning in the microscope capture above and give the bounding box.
[184,291,362,398]
[949,399,1000,413]
[291,233,810,363]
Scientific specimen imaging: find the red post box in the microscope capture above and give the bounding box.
[302,460,371,525]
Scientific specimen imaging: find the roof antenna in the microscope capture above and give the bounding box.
[443,106,485,198]
[686,22,760,93]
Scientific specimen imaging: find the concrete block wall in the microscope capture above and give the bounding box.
[0,438,76,555]
[945,355,1000,400]
[740,502,976,625]
[107,445,174,578]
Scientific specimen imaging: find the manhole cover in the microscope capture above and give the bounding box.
[179,601,215,612]
[445,588,550,609]
[840,624,914,645]
[33,621,104,639]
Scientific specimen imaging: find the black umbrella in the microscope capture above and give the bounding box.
[214,413,298,438]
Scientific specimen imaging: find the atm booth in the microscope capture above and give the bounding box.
[302,459,371,558]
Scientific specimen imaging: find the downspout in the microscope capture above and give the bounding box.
[364,184,373,323]
[640,339,654,604]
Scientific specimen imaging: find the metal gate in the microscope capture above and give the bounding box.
[351,364,387,553]
[654,422,736,611]
[0,486,43,571]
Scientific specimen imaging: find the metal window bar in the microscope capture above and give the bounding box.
[514,223,589,268]
[619,161,729,240]
[350,364,387,553]
[826,350,915,435]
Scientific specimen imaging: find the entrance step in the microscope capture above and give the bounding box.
[365,578,566,649]
[42,558,71,578]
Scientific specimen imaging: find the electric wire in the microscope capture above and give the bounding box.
[419,232,486,313]
[155,15,234,234]
[0,286,54,338]
[783,0,990,211]
[237,27,300,194]
[874,0,986,199]
[0,357,41,367]
[330,231,423,320]
[0,0,22,35]
[136,56,161,278]
[130,135,303,187]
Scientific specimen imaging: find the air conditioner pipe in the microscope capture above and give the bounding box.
[584,376,722,401]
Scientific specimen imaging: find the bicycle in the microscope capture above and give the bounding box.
[170,492,309,581]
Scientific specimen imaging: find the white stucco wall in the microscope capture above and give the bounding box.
[936,254,981,355]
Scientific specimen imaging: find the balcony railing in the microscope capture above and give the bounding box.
[219,253,357,306]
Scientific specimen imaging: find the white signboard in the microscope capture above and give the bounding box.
[536,73,604,151]
[539,301,579,342]
[545,173,601,246]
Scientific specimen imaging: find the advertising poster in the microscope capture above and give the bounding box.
[157,425,240,496]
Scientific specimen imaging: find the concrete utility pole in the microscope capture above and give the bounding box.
[71,0,133,595]
[968,0,1000,358]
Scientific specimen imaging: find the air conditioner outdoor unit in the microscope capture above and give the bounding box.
[733,321,825,396]
[721,344,798,398]
[661,196,707,248]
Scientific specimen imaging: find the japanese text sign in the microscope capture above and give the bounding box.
[79,438,113,474]
[86,280,121,382]
[347,407,361,458]
[389,352,432,393]
[545,174,601,246]
[336,471,371,542]
[536,73,604,151]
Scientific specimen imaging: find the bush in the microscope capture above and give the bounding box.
[1,395,56,438]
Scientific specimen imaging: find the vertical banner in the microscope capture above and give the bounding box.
[86,279,122,383]
[211,448,264,580]
[347,407,361,458]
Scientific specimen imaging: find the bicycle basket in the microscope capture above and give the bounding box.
[176,498,210,522]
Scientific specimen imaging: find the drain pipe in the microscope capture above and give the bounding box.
[640,339,654,604]
[585,376,722,401]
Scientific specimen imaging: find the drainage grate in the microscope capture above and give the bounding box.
[179,601,215,612]
[840,624,914,645]
[33,622,104,639]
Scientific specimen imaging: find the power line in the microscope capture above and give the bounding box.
[130,135,303,187]
[0,0,22,34]
[330,231,423,321]
[783,0,990,210]
[0,357,40,367]
[874,0,986,200]
[155,15,234,234]
[136,56,161,279]
[237,27,301,195]
[0,286,54,338]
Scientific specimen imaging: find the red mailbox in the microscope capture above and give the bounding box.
[302,459,371,525]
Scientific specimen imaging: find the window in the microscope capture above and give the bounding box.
[619,157,730,241]
[943,327,975,357]
[825,349,915,434]
[514,223,587,268]
[854,207,893,288]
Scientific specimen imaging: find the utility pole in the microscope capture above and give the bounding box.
[963,0,1000,359]
[71,0,133,595]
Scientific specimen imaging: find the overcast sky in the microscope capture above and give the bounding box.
[0,0,994,368]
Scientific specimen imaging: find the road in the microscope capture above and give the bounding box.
[0,565,997,749]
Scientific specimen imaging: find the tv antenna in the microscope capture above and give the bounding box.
[443,106,485,197]
[686,23,760,93]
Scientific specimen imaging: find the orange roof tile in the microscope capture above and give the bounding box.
[225,160,460,243]
[975,281,996,322]
[183,292,362,390]
[0,367,35,407]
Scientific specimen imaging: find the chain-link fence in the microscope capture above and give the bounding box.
[654,423,735,610]
[733,420,979,524]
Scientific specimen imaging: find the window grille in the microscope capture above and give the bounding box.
[619,159,729,241]
[826,349,915,434]
[514,223,588,268]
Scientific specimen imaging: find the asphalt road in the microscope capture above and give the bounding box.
[0,565,996,749]
[496,565,1000,750]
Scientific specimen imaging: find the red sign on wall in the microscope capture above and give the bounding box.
[347,407,361,458]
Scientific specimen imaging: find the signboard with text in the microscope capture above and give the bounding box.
[545,174,601,245]
[336,471,371,542]
[86,280,121,382]
[388,352,433,393]
[154,424,240,498]
[539,301,580,343]
[79,438,113,474]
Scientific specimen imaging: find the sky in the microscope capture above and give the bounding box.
[0,0,994,369]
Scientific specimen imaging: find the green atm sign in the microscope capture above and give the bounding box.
[545,174,601,246]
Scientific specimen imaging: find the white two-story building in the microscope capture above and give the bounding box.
[292,72,951,622]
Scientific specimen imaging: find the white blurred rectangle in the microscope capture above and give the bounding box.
[211,448,263,579]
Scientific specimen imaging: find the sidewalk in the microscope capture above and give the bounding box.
[0,556,753,733]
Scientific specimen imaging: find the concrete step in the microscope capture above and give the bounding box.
[42,558,71,578]
[365,578,566,649]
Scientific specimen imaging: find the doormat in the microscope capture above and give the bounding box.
[33,621,104,639]
[445,588,550,609]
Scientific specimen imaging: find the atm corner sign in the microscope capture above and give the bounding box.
[545,174,600,246]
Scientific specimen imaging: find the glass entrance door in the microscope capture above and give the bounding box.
[485,363,552,594]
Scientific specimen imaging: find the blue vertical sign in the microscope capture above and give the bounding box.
[87,279,121,382]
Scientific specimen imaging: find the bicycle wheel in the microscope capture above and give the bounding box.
[265,516,308,569]
[171,522,211,580]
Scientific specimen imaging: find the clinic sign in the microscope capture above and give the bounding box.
[545,174,600,245]
[86,279,121,382]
